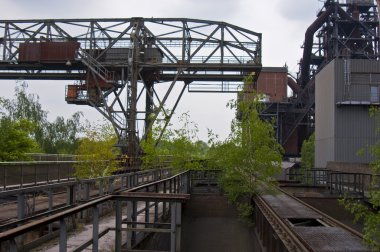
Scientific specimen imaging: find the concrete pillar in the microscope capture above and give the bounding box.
[59,218,67,252]
[9,239,17,252]
[115,200,122,252]
[92,205,99,252]
[67,186,74,206]
[48,189,53,234]
[170,202,182,252]
[126,201,133,250]
[17,194,25,220]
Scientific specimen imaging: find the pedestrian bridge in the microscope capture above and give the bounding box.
[0,170,371,252]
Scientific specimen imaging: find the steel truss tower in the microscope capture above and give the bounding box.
[0,18,262,157]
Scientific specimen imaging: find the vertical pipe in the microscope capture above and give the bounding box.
[59,218,67,252]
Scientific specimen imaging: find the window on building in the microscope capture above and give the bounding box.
[370,86,379,103]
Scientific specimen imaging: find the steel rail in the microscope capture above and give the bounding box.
[254,195,311,251]
[276,185,365,239]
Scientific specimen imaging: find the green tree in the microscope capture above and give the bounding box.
[0,117,38,161]
[340,107,380,249]
[41,113,83,154]
[74,121,119,179]
[208,86,283,218]
[140,111,206,171]
[0,81,83,154]
[0,81,46,146]
[300,133,315,170]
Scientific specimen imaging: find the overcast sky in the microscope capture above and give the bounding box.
[0,0,323,141]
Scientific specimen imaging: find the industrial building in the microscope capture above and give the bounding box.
[316,59,380,168]
[255,0,380,170]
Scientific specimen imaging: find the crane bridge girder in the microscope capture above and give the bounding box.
[0,18,262,157]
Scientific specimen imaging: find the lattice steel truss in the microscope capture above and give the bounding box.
[301,0,379,87]
[0,18,262,156]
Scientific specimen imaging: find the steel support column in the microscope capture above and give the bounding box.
[59,218,67,252]
[115,200,122,252]
[92,205,99,252]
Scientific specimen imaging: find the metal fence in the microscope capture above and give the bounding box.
[0,161,75,191]
[287,167,380,198]
[0,170,191,252]
[0,168,172,225]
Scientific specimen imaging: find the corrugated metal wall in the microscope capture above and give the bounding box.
[334,59,380,164]
[316,59,380,168]
[315,60,336,168]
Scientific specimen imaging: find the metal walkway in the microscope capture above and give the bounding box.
[0,170,373,252]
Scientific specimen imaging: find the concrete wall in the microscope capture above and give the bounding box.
[315,60,336,168]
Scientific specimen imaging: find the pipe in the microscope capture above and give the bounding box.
[287,76,301,94]
[300,3,353,87]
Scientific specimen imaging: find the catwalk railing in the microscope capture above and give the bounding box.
[0,170,190,252]
[286,168,379,198]
[0,168,171,229]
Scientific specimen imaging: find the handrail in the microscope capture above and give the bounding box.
[0,170,190,242]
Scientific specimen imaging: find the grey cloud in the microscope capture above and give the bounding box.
[1,0,103,19]
[275,0,319,22]
[164,0,243,20]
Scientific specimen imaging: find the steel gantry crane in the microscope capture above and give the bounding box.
[0,18,262,158]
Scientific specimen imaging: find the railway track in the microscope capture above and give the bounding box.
[254,185,368,252]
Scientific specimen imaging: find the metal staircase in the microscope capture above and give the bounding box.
[77,48,115,84]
